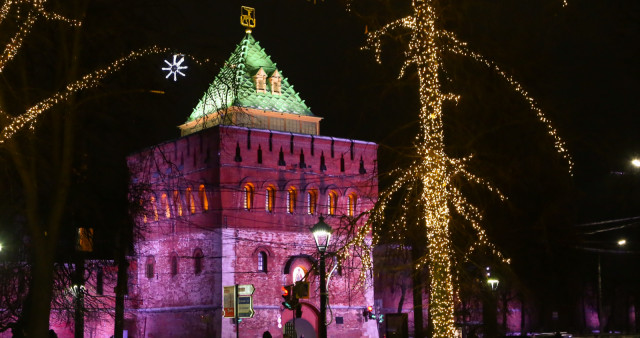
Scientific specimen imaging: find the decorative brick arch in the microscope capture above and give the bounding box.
[282,254,316,284]
[252,245,273,257]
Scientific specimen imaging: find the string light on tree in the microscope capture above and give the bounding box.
[162,54,188,82]
[344,0,572,337]
[0,0,81,73]
[0,46,180,143]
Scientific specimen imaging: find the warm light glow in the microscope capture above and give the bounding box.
[161,193,170,218]
[632,159,640,168]
[307,190,317,215]
[186,187,195,214]
[173,190,183,216]
[266,186,275,212]
[199,184,208,211]
[351,1,569,336]
[287,187,297,214]
[293,266,306,282]
[244,184,254,211]
[348,193,357,217]
[327,191,337,216]
[618,239,627,246]
[151,196,158,221]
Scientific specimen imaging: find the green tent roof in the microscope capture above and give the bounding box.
[187,33,315,122]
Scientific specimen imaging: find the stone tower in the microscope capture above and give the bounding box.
[126,32,378,337]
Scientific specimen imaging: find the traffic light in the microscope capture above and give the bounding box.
[368,305,376,320]
[363,306,376,321]
[362,306,371,321]
[281,285,299,310]
[294,281,310,299]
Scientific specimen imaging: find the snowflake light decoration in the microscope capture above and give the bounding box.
[162,54,187,81]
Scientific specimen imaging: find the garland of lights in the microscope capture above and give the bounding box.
[340,0,572,337]
[0,0,82,73]
[0,1,209,143]
[0,46,176,143]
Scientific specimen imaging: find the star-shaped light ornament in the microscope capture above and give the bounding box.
[162,54,188,81]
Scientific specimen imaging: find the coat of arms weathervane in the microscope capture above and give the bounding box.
[240,6,255,33]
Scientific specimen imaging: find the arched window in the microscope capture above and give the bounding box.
[161,193,171,218]
[293,266,306,282]
[173,190,183,217]
[186,187,195,214]
[199,184,209,212]
[307,190,317,215]
[193,249,204,275]
[287,187,297,214]
[170,253,178,277]
[145,256,155,279]
[348,194,357,217]
[258,251,268,272]
[244,184,254,211]
[265,186,275,213]
[327,191,338,216]
[150,196,158,221]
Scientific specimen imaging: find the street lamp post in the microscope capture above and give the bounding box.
[598,238,627,334]
[311,216,332,338]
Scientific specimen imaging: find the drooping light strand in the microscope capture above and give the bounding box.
[441,29,573,172]
[0,7,36,72]
[0,0,82,73]
[0,46,173,143]
[0,0,13,25]
[34,2,82,27]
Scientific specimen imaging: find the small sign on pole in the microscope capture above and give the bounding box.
[223,286,236,318]
[238,284,255,296]
[237,295,255,318]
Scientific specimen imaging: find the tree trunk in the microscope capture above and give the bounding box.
[74,258,85,338]
[411,247,424,338]
[520,294,526,337]
[27,243,56,337]
[114,256,128,338]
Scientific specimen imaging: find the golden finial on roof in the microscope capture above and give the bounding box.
[240,6,256,33]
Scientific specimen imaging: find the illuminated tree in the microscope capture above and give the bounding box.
[0,1,182,336]
[342,0,573,336]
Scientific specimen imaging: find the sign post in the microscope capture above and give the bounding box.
[238,296,255,318]
[223,286,236,318]
[224,284,255,337]
[238,284,255,318]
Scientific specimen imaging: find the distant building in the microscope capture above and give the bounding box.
[124,32,379,337]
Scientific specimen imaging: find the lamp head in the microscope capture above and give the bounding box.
[488,278,499,291]
[311,216,333,253]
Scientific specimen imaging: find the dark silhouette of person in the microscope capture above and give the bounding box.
[262,331,272,338]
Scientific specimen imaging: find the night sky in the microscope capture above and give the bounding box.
[72,0,640,252]
[1,0,638,308]
[81,0,640,177]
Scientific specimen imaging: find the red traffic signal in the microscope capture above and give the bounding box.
[367,305,373,312]
[282,286,290,297]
